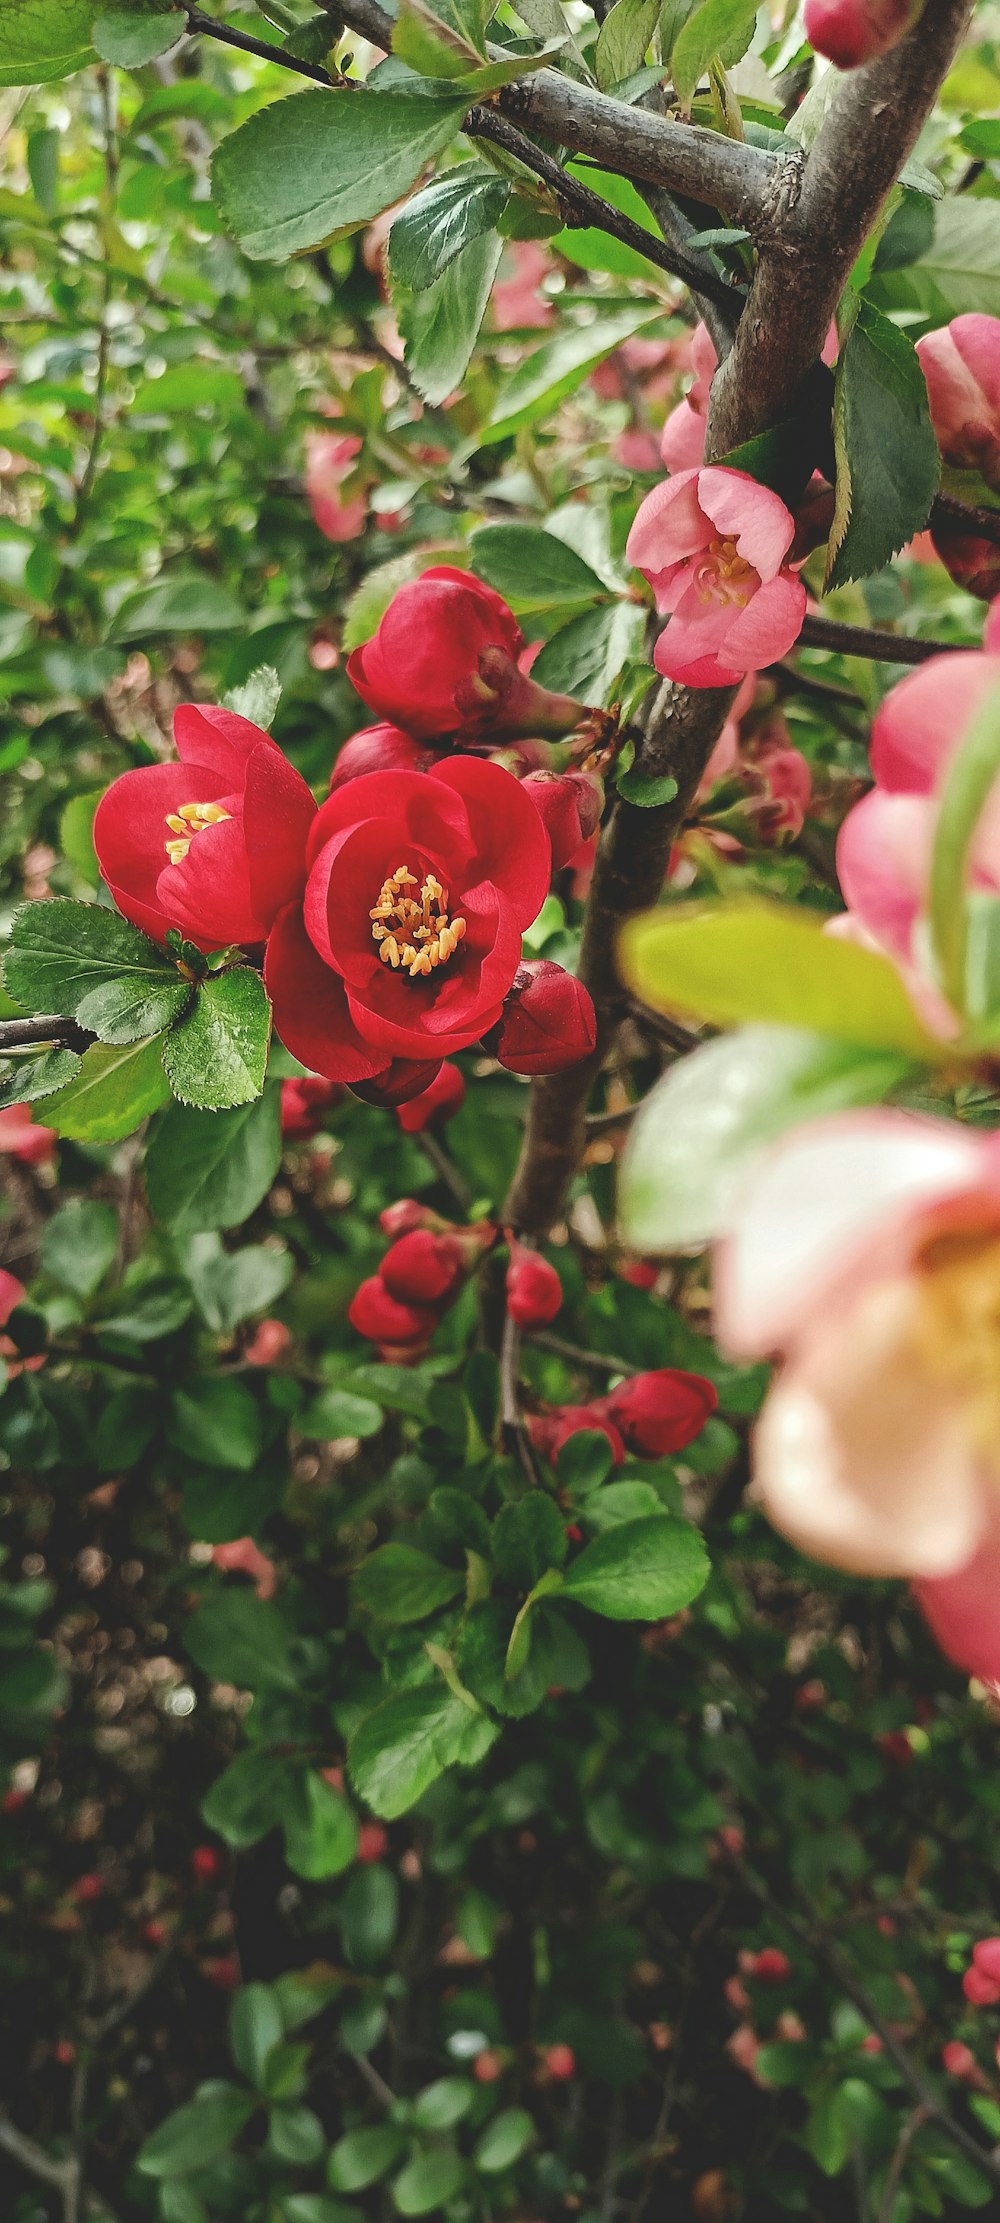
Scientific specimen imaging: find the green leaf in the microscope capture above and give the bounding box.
[328,2126,408,2193]
[229,1984,284,2087]
[620,900,944,1061]
[132,365,247,415]
[41,1038,170,1142]
[491,1495,566,1590]
[561,1515,708,1620]
[59,790,102,888]
[0,0,95,85]
[136,2087,255,2177]
[474,2107,534,2172]
[348,1685,496,1819]
[92,8,185,66]
[671,0,758,103]
[929,670,1000,1014]
[480,307,663,443]
[553,164,666,278]
[40,1201,118,1298]
[202,1749,298,1848]
[211,86,470,262]
[615,767,678,807]
[268,2105,325,2165]
[469,524,606,617]
[185,1591,297,1692]
[389,165,510,289]
[223,665,282,730]
[531,601,645,707]
[184,1234,292,1334]
[392,0,487,76]
[872,197,1000,321]
[145,1091,282,1234]
[0,1048,80,1109]
[168,1378,262,1472]
[4,898,190,1044]
[397,231,502,406]
[411,2079,476,2131]
[162,969,272,1111]
[620,1026,919,1251]
[353,1544,464,1625]
[298,1387,384,1439]
[826,302,939,590]
[595,0,659,90]
[283,1771,358,1880]
[392,2149,466,2216]
[111,574,244,638]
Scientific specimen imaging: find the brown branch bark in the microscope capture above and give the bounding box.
[503,0,978,1236]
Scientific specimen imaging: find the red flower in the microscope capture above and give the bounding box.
[804,0,918,67]
[506,1240,562,1328]
[494,961,597,1076]
[330,725,434,791]
[521,770,603,873]
[381,1229,465,1306]
[265,758,550,1090]
[280,1075,344,1139]
[94,704,316,950]
[346,567,586,744]
[395,1061,465,1131]
[599,1370,718,1457]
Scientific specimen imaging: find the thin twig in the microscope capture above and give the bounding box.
[0,1016,90,1053]
[415,1130,472,1215]
[932,489,1000,546]
[530,1329,636,1376]
[797,613,961,666]
[500,1306,544,1482]
[877,2105,931,2223]
[627,1000,701,1055]
[184,4,339,82]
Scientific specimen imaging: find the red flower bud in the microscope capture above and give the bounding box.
[351,1060,444,1109]
[748,1947,790,1985]
[212,1536,277,1598]
[2,1787,27,1814]
[329,724,434,791]
[53,2040,77,2067]
[381,1229,465,1306]
[143,1919,167,1948]
[0,1103,56,1165]
[95,703,317,951]
[942,2040,978,2080]
[494,961,597,1076]
[73,1873,104,1906]
[243,1318,291,1369]
[348,1275,437,1347]
[521,770,604,873]
[528,1404,626,1466]
[505,1240,562,1327]
[804,0,918,67]
[357,1822,389,1864]
[859,2033,884,2054]
[280,1075,344,1140]
[963,1965,1000,2007]
[973,1938,1000,1982]
[395,1061,466,1132]
[346,566,587,743]
[542,2043,576,2080]
[599,1370,718,1458]
[474,2049,504,2084]
[916,317,1000,493]
[930,517,1000,602]
[191,1844,224,1885]
[204,1955,241,1991]
[379,1198,444,1236]
[305,429,367,542]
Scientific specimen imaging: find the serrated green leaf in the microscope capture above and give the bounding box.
[0,0,95,85]
[397,230,502,405]
[222,664,282,730]
[145,1090,282,1234]
[211,86,470,263]
[671,0,758,103]
[0,1048,81,1109]
[389,165,510,289]
[620,900,944,1061]
[871,197,1000,321]
[469,524,606,615]
[348,1685,496,1819]
[111,574,243,638]
[4,899,190,1043]
[480,307,662,443]
[162,969,271,1110]
[283,1771,358,1880]
[561,1515,708,1619]
[136,2088,254,2178]
[93,8,185,67]
[826,302,939,589]
[354,1544,465,1625]
[392,0,487,77]
[41,1039,170,1142]
[596,0,659,91]
[531,600,645,707]
[615,767,678,807]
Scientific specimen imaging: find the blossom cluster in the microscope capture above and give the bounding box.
[92,571,599,1107]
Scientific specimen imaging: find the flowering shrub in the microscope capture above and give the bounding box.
[5,3,1000,2220]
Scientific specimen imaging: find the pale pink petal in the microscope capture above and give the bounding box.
[915,1507,1000,1679]
[716,573,807,671]
[696,469,796,581]
[985,600,1000,652]
[626,474,709,603]
[835,788,933,962]
[660,398,707,474]
[715,1110,985,1359]
[754,1276,988,1577]
[869,653,1000,794]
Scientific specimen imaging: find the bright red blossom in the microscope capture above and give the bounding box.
[265,757,550,1091]
[346,567,584,744]
[348,1276,437,1348]
[94,705,316,951]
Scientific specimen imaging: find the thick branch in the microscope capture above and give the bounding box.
[797,613,958,665]
[0,1015,90,1053]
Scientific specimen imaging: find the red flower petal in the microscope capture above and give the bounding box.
[265,905,385,1083]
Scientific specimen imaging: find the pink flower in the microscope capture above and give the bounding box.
[659,323,718,473]
[491,243,554,332]
[804,0,918,68]
[836,644,1000,1001]
[305,430,367,542]
[916,316,1000,492]
[714,1107,1000,1679]
[211,1537,277,1599]
[626,469,807,688]
[0,1104,56,1165]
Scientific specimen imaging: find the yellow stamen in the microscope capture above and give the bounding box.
[913,1228,1000,1458]
[695,535,756,609]
[164,798,231,865]
[371,864,467,979]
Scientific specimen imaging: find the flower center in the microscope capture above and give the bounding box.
[694,535,756,608]
[164,800,231,866]
[913,1228,1000,1455]
[370,864,467,979]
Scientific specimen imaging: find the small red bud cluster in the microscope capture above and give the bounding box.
[529,1369,718,1467]
[505,1236,562,1329]
[963,1937,1000,2006]
[350,1206,496,1362]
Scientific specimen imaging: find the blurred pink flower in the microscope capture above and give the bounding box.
[0,1104,56,1165]
[492,243,554,332]
[211,1537,277,1600]
[916,315,1000,492]
[626,467,807,687]
[305,430,367,542]
[715,1108,1000,1678]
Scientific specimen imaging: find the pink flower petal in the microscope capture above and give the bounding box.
[696,468,796,580]
[717,572,807,670]
[835,788,933,963]
[915,1508,1000,1679]
[869,652,1000,794]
